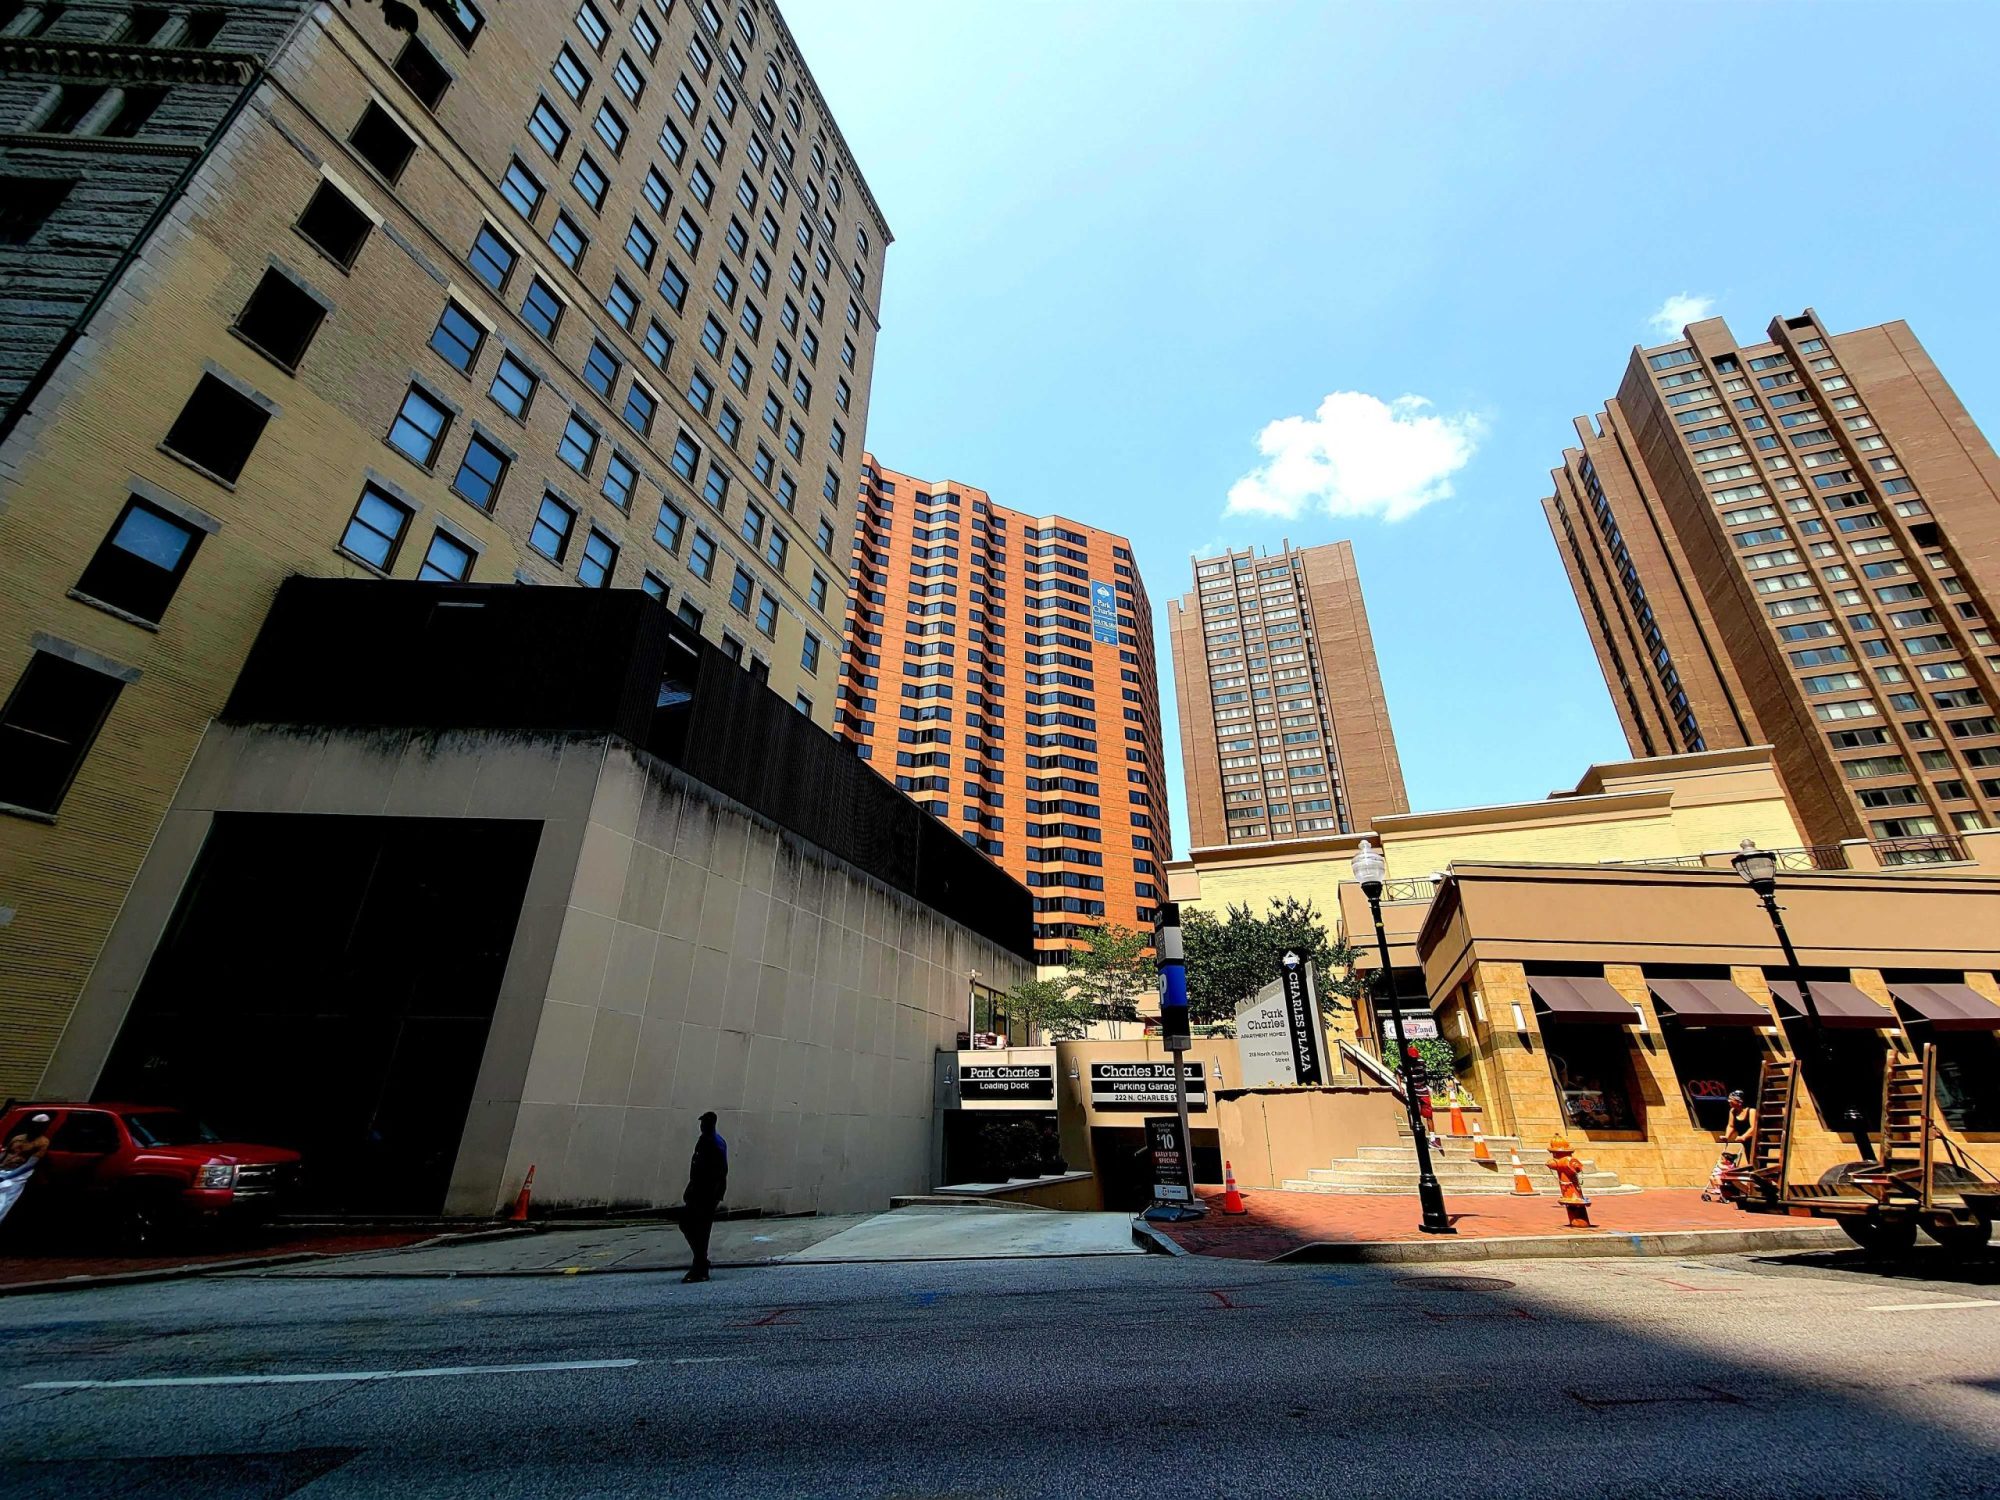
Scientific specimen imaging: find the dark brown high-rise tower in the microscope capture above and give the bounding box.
[1545,310,2000,853]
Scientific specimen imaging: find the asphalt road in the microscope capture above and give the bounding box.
[2,1245,1999,1497]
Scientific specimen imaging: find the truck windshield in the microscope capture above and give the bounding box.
[122,1112,222,1147]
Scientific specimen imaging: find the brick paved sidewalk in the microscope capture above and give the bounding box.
[1158,1187,1784,1261]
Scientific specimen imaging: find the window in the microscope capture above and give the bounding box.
[687,370,715,414]
[623,382,657,435]
[725,217,750,257]
[670,431,700,482]
[296,180,371,268]
[673,76,699,119]
[765,527,787,570]
[659,260,689,311]
[809,571,828,612]
[438,0,483,47]
[340,484,412,570]
[593,102,628,156]
[729,350,752,392]
[488,353,536,418]
[552,45,591,102]
[674,211,702,256]
[660,119,687,165]
[716,403,742,446]
[691,165,715,207]
[468,225,516,290]
[75,496,205,624]
[740,302,762,340]
[233,269,327,370]
[500,157,545,219]
[816,516,835,552]
[713,81,737,119]
[583,341,620,397]
[387,385,451,468]
[578,528,618,587]
[558,413,599,474]
[452,432,508,510]
[781,298,798,332]
[614,55,646,104]
[792,373,811,407]
[0,651,126,816]
[835,378,851,412]
[699,315,727,359]
[0,176,75,246]
[755,592,778,636]
[547,211,587,269]
[751,254,771,293]
[643,168,671,216]
[418,528,475,582]
[604,277,638,330]
[162,374,270,484]
[528,99,570,160]
[762,391,783,430]
[777,472,798,510]
[752,445,774,484]
[99,87,165,138]
[713,265,739,305]
[802,632,821,673]
[703,463,729,509]
[350,103,416,183]
[690,530,717,578]
[680,600,706,631]
[784,421,803,458]
[393,39,452,110]
[642,320,671,368]
[623,219,656,270]
[739,501,765,546]
[575,0,610,53]
[655,499,686,552]
[729,566,755,613]
[530,493,576,561]
[570,154,608,211]
[521,277,562,338]
[601,449,637,510]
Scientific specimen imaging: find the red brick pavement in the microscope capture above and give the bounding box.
[0,1229,442,1290]
[1161,1187,1773,1261]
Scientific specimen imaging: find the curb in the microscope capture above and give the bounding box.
[1130,1219,1190,1257]
[1265,1224,1852,1265]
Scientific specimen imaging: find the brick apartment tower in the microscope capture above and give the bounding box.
[838,456,1170,966]
[0,0,889,1094]
[1168,540,1408,850]
[1544,309,2000,853]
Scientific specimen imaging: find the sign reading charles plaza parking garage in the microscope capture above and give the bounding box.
[1089,581,1119,645]
[1090,1061,1208,1111]
[958,1061,1056,1103]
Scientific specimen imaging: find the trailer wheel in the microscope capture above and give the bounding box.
[1922,1217,1993,1253]
[1838,1214,1918,1253]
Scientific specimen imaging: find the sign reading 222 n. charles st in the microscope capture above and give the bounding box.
[1090,1062,1208,1111]
[1089,581,1119,645]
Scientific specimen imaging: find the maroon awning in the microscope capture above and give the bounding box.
[1889,982,2000,1032]
[1528,975,1639,1025]
[1648,978,1772,1027]
[1765,978,1895,1030]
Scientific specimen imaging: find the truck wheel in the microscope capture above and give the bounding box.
[118,1190,179,1253]
[1922,1217,1993,1253]
[1838,1214,1918,1253]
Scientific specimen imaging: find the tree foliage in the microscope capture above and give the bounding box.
[1182,896,1356,1031]
[1064,923,1158,1024]
[999,976,1100,1043]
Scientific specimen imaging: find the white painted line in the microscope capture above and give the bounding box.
[22,1358,640,1390]
[1866,1299,2000,1314]
[671,1356,748,1364]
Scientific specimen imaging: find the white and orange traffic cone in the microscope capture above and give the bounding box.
[1221,1160,1247,1215]
[507,1163,536,1222]
[1448,1097,1469,1137]
[1470,1116,1493,1163]
[1508,1147,1537,1196]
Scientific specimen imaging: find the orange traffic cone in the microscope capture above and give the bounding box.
[507,1163,536,1222]
[1470,1117,1493,1162]
[1508,1147,1537,1196]
[1448,1097,1469,1137]
[1221,1160,1247,1215]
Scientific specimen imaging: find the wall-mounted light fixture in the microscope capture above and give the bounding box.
[1510,1001,1528,1033]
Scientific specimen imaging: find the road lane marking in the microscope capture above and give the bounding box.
[22,1359,640,1390]
[1867,1299,2000,1313]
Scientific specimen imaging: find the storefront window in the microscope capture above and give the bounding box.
[1660,1022,1772,1133]
[1543,1024,1641,1132]
[1933,1034,2000,1132]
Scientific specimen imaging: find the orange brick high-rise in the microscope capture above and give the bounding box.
[839,456,1169,966]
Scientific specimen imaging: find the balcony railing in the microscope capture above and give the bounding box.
[1379,876,1438,905]
[1771,844,1850,872]
[1873,834,1968,867]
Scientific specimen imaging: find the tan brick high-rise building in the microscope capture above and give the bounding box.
[1168,540,1407,850]
[0,0,889,1094]
[837,456,1169,966]
[1544,310,2000,853]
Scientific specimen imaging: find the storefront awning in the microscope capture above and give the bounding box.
[1888,982,2000,1032]
[1765,978,1896,1030]
[1647,978,1772,1027]
[1528,975,1639,1025]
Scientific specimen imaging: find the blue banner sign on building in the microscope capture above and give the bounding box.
[1090,580,1119,644]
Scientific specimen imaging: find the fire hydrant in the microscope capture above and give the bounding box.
[1547,1135,1594,1229]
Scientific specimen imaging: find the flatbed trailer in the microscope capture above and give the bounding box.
[1729,1045,1995,1253]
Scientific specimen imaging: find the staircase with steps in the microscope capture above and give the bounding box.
[1282,1129,1636,1196]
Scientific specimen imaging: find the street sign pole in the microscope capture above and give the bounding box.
[1147,902,1206,1220]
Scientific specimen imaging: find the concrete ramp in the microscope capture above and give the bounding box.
[786,1206,1143,1262]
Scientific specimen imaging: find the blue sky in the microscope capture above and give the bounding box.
[784,0,2000,856]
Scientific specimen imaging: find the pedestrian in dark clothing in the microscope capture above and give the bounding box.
[680,1111,728,1283]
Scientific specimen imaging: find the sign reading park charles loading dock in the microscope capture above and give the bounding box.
[958,1062,1055,1103]
[1090,1062,1207,1110]
[1090,581,1119,645]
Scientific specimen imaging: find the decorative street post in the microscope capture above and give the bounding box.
[1730,839,1872,1157]
[1351,839,1454,1235]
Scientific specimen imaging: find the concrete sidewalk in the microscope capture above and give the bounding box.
[790,1206,1142,1262]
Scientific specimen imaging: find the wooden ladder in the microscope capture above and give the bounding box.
[1744,1056,1795,1197]
[1863,1046,1933,1206]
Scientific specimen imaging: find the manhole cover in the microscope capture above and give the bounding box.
[1390,1274,1516,1292]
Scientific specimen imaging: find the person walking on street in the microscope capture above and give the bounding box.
[0,1113,53,1231]
[679,1111,728,1283]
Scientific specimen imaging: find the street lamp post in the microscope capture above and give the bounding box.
[1730,839,1871,1157]
[1352,839,1454,1235]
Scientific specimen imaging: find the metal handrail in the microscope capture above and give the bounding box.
[1378,877,1437,904]
[1873,834,1968,866]
[1339,1040,1407,1100]
[1771,844,1849,872]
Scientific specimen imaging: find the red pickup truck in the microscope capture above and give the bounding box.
[0,1102,301,1249]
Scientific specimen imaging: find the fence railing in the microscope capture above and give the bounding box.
[1771,844,1850,872]
[1378,876,1438,905]
[1873,834,1968,867]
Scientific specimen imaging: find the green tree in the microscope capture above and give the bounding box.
[1182,896,1357,1033]
[1065,923,1158,1027]
[999,976,1100,1043]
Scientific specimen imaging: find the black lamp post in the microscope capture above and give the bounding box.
[1730,839,1870,1155]
[1352,839,1453,1235]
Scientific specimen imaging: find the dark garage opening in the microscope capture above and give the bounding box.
[98,812,541,1214]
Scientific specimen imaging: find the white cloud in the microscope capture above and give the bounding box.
[1223,392,1485,524]
[1648,292,1716,336]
